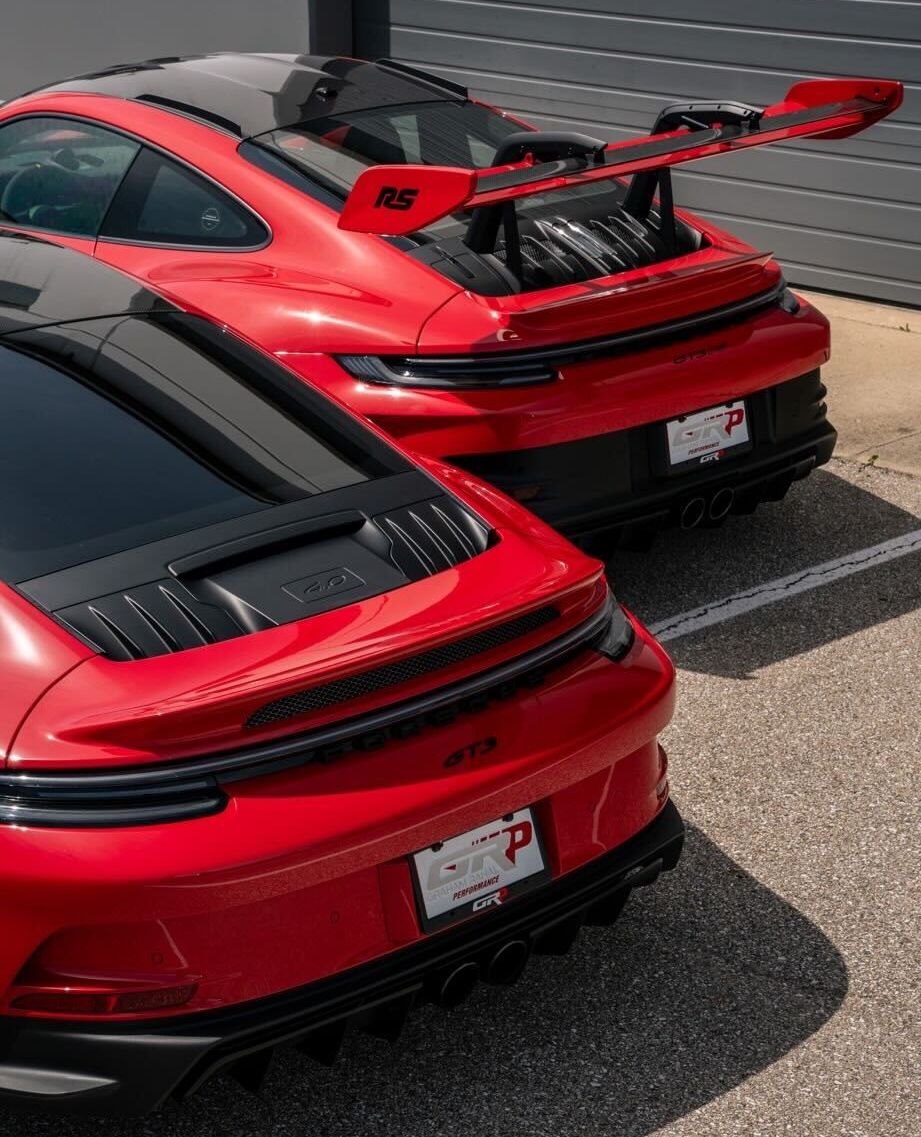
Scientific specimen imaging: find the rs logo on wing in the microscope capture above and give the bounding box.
[374,185,420,211]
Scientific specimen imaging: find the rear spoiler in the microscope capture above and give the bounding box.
[338,77,902,236]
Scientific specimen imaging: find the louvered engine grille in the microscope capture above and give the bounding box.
[376,497,488,577]
[245,605,559,728]
[54,496,492,661]
[495,206,672,290]
[58,581,243,662]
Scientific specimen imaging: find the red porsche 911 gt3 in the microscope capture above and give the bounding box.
[0,55,902,548]
[0,232,681,1115]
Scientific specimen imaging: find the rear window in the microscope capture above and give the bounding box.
[254,101,519,193]
[250,99,630,240]
[0,314,401,581]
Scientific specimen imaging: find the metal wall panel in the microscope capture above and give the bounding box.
[355,0,921,305]
[0,2,310,99]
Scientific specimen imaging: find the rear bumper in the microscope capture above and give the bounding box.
[451,372,836,540]
[0,800,684,1116]
[288,289,832,541]
[0,622,677,1114]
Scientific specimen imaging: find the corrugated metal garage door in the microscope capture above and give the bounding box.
[0,1,309,101]
[355,1,921,306]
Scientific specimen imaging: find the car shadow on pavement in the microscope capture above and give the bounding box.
[7,825,846,1137]
[662,544,921,679]
[610,463,921,678]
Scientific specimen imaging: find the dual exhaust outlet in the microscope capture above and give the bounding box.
[435,939,531,1007]
[432,860,668,1009]
[679,487,735,529]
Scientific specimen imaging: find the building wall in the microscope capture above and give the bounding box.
[355,0,921,306]
[0,1,310,98]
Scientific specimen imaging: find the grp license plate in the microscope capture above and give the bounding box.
[411,808,549,933]
[666,399,751,472]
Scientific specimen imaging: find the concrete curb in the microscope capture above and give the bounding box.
[799,289,921,477]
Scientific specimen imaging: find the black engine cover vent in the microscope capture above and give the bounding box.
[53,496,492,661]
[494,206,674,291]
[58,581,244,662]
[376,497,489,578]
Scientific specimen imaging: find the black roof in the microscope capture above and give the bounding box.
[0,230,174,336]
[33,53,464,139]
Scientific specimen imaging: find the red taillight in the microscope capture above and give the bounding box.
[10,982,197,1017]
[11,991,113,1016]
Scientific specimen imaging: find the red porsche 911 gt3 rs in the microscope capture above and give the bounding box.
[0,232,682,1115]
[0,55,902,548]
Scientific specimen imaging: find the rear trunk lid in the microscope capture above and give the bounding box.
[417,246,782,354]
[11,516,604,769]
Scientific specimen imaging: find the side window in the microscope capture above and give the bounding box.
[0,117,139,238]
[100,148,266,248]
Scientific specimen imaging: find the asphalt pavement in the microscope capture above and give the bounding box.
[8,455,919,1137]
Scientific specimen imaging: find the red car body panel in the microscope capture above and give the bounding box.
[0,67,898,544]
[11,476,606,768]
[0,584,94,757]
[281,283,830,457]
[0,92,460,355]
[2,629,672,1020]
[0,229,680,1113]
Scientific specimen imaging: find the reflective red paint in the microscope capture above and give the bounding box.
[0,622,675,1019]
[0,79,894,451]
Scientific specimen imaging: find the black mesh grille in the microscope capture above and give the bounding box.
[246,605,559,728]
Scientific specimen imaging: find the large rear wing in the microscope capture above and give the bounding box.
[338,77,902,236]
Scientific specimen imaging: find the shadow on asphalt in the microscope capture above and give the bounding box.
[663,549,921,679]
[6,826,848,1137]
[610,464,921,677]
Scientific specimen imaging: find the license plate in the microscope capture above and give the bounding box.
[411,808,549,933]
[666,400,751,472]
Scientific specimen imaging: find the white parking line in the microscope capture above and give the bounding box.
[649,528,921,642]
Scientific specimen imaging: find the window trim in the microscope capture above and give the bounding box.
[0,111,272,252]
